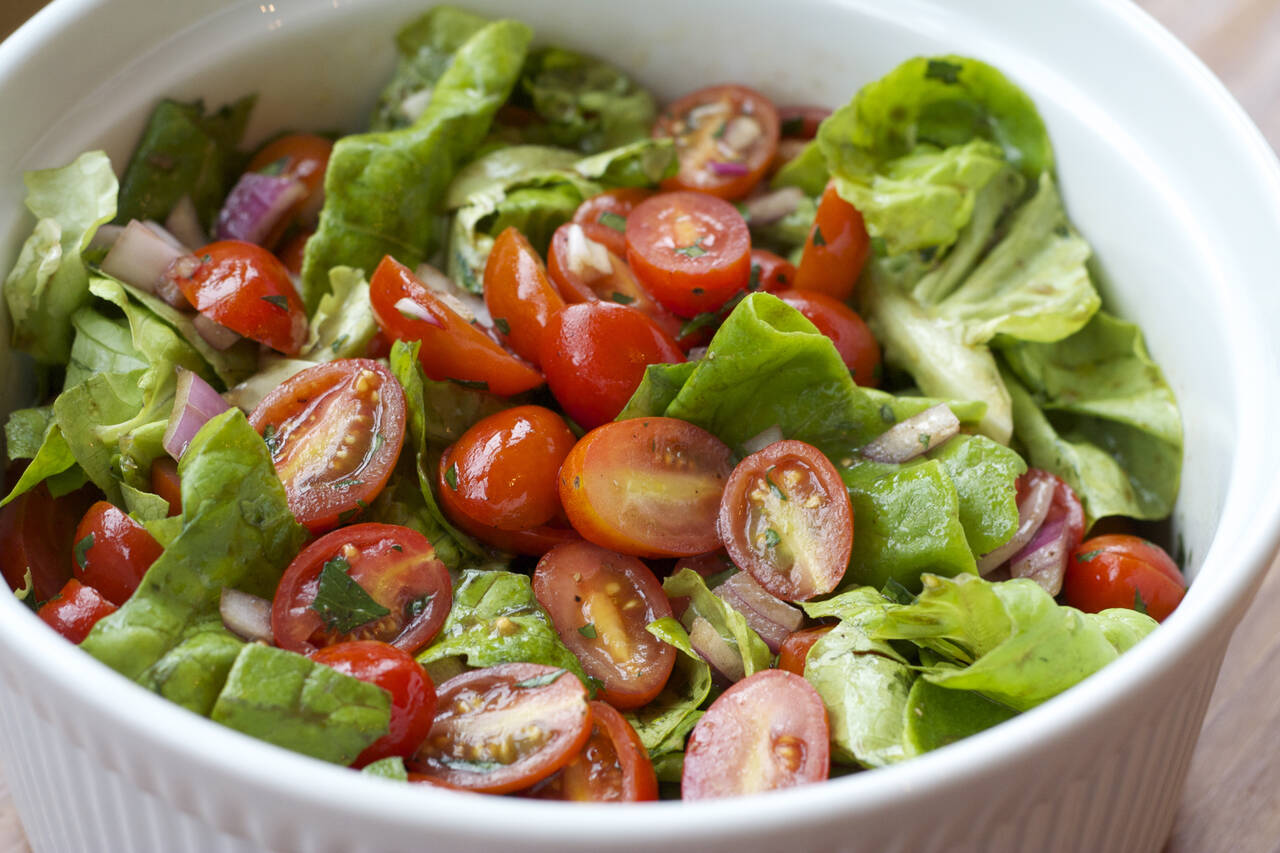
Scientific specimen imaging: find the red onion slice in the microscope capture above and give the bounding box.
[688,616,745,683]
[414,262,492,327]
[220,588,274,644]
[88,223,125,253]
[741,187,805,225]
[861,403,960,464]
[741,424,784,456]
[100,220,188,295]
[165,194,207,251]
[708,160,750,176]
[977,475,1055,575]
[162,367,231,460]
[1009,517,1072,596]
[192,313,243,351]
[715,572,803,652]
[215,172,306,246]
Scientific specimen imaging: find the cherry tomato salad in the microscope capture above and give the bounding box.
[1,7,1185,801]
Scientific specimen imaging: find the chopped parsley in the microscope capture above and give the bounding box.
[765,469,788,501]
[454,250,479,291]
[330,334,349,354]
[748,263,762,291]
[1076,550,1102,563]
[879,404,897,424]
[578,623,598,639]
[812,226,827,247]
[514,669,566,689]
[609,291,635,305]
[436,757,503,773]
[257,156,289,176]
[493,317,511,336]
[924,59,963,84]
[597,211,627,233]
[444,463,459,490]
[675,237,708,259]
[332,478,365,490]
[763,528,781,548]
[780,115,805,137]
[1133,590,1149,616]
[712,120,728,139]
[918,433,932,448]
[309,557,391,634]
[406,592,435,620]
[262,424,281,454]
[74,533,94,570]
[261,294,289,311]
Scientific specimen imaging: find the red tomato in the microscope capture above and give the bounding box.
[249,359,405,532]
[271,523,452,655]
[0,475,98,604]
[169,240,308,355]
[37,579,117,644]
[792,181,871,301]
[311,640,438,767]
[247,133,332,232]
[149,458,182,517]
[570,188,654,257]
[559,417,733,558]
[443,504,582,557]
[777,105,831,140]
[436,406,576,531]
[276,228,312,277]
[654,84,781,201]
[533,541,676,710]
[1064,534,1186,622]
[625,191,751,318]
[412,663,592,794]
[370,256,543,396]
[72,501,162,606]
[775,289,881,386]
[776,625,835,675]
[750,249,795,293]
[540,302,685,430]
[682,669,829,799]
[366,329,392,360]
[718,440,853,602]
[527,701,658,801]
[483,227,566,366]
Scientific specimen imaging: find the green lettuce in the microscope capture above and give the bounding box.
[662,569,771,681]
[902,678,1017,757]
[301,266,380,361]
[624,617,711,762]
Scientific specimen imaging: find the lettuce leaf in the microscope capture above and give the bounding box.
[661,569,772,680]
[301,266,380,361]
[902,678,1017,757]
[624,617,711,762]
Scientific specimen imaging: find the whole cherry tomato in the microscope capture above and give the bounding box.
[775,288,881,386]
[1064,534,1186,622]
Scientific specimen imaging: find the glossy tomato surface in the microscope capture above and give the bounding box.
[1064,534,1186,622]
[0,476,98,604]
[246,133,332,234]
[777,625,835,675]
[654,84,781,200]
[271,523,451,655]
[249,358,405,532]
[37,579,117,644]
[775,289,881,386]
[440,499,582,557]
[570,188,654,256]
[412,663,591,794]
[527,701,658,801]
[72,500,162,605]
[483,227,566,366]
[533,541,675,709]
[559,417,732,558]
[792,182,871,301]
[750,249,796,293]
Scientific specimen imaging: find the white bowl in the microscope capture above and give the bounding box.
[2,1,1279,851]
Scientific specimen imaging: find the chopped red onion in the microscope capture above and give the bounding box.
[741,424,784,456]
[165,194,207,250]
[156,254,198,310]
[414,262,492,327]
[977,475,1055,575]
[142,220,188,250]
[88,223,125,253]
[215,172,306,246]
[708,160,750,177]
[192,313,243,351]
[1010,517,1072,596]
[688,616,745,683]
[562,224,612,279]
[100,220,188,295]
[741,187,805,225]
[715,572,803,652]
[220,588,274,644]
[861,404,960,464]
[162,367,231,460]
[394,296,442,326]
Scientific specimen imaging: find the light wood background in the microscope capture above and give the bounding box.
[1,2,1279,852]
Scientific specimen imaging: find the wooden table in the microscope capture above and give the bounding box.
[1,2,1278,851]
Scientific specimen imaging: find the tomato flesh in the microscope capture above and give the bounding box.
[483,227,566,366]
[777,625,835,676]
[775,289,881,386]
[792,181,871,301]
[682,669,829,800]
[559,417,733,558]
[527,701,658,801]
[272,523,452,655]
[533,541,676,710]
[654,84,781,201]
[37,578,117,644]
[1064,534,1186,622]
[412,663,591,794]
[72,500,162,606]
[718,440,853,602]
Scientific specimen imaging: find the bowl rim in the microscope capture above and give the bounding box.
[2,0,1280,845]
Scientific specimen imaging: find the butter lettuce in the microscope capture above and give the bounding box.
[902,678,1017,757]
[300,267,380,361]
[625,617,711,770]
[662,569,772,680]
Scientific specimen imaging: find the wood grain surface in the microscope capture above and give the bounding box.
[0,2,1278,852]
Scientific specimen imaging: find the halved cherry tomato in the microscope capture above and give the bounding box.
[570,188,654,256]
[149,458,182,517]
[777,106,831,141]
[168,240,308,355]
[276,228,312,277]
[682,669,829,800]
[0,473,98,603]
[540,302,685,430]
[654,84,781,201]
[775,289,881,386]
[1064,534,1186,622]
[366,329,392,360]
[483,227,566,365]
[311,640,438,767]
[533,541,675,710]
[249,359,405,532]
[559,417,733,558]
[370,256,543,396]
[718,440,852,602]
[777,625,835,676]
[72,501,162,606]
[412,663,591,794]
[626,191,751,318]
[750,249,795,293]
[442,499,582,557]
[247,133,332,234]
[527,701,658,801]
[792,181,871,301]
[37,578,117,644]
[272,523,452,655]
[436,406,575,531]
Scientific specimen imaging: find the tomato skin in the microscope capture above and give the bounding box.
[483,227,566,366]
[276,228,312,277]
[777,625,835,675]
[412,663,592,794]
[750,249,795,293]
[370,256,543,397]
[246,133,332,235]
[249,359,406,533]
[171,240,308,355]
[682,669,829,800]
[533,541,676,710]
[311,640,437,767]
[654,84,781,201]
[570,188,654,257]
[0,475,98,604]
[72,501,162,606]
[1064,534,1186,622]
[540,302,685,430]
[718,440,853,602]
[527,701,658,801]
[149,458,182,517]
[436,406,576,532]
[37,579,118,644]
[442,501,582,556]
[792,182,871,302]
[625,191,752,318]
[559,417,733,558]
[271,523,452,655]
[775,289,881,386]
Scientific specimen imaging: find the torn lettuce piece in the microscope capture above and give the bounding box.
[615,362,697,420]
[902,678,1017,757]
[625,617,712,760]
[928,434,1025,556]
[661,569,772,681]
[143,618,245,716]
[5,151,118,363]
[0,420,78,508]
[302,266,380,361]
[5,406,55,461]
[363,757,409,781]
[770,140,828,196]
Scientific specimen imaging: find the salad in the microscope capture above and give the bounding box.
[0,5,1188,800]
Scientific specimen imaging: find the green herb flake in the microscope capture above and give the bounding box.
[261,294,290,311]
[257,156,289,177]
[444,463,459,491]
[748,263,762,291]
[437,756,503,773]
[765,469,788,502]
[878,404,897,425]
[712,121,728,139]
[74,533,94,570]
[309,557,391,634]
[924,59,964,84]
[330,334,349,355]
[763,528,782,548]
[493,317,511,336]
[406,592,435,620]
[780,116,805,137]
[1076,550,1102,563]
[450,378,489,391]
[675,238,708,259]
[514,669,567,689]
[333,478,365,490]
[262,424,280,454]
[610,292,636,305]
[371,433,385,454]
[597,211,627,233]
[918,433,931,448]
[455,250,479,292]
[812,226,827,247]
[578,623,598,639]
[692,287,705,295]
[391,544,403,552]
[1133,590,1149,616]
